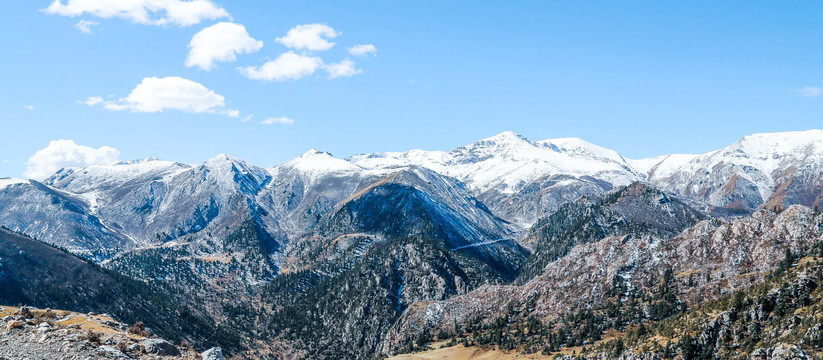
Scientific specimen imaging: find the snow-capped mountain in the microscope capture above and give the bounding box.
[351,129,823,220]
[650,130,823,211]
[4,129,823,360]
[2,145,525,294]
[351,131,643,193]
[0,178,130,260]
[44,154,277,248]
[351,131,644,227]
[6,129,823,261]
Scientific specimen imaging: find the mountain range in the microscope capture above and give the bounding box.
[2,129,823,359]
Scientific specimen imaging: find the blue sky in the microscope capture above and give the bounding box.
[2,1,822,178]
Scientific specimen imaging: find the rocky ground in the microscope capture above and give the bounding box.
[390,342,813,360]
[0,306,223,360]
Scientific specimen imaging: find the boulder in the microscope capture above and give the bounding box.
[97,345,128,358]
[4,320,23,331]
[770,344,810,360]
[126,343,141,353]
[202,347,224,360]
[15,306,32,318]
[142,338,180,356]
[750,344,811,360]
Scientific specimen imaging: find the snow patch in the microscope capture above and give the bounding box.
[0,178,28,190]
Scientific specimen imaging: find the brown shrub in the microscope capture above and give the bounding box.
[85,330,102,344]
[117,340,130,353]
[128,321,151,337]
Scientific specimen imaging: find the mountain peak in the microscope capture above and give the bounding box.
[479,131,531,144]
[300,148,334,158]
[113,157,162,166]
[206,153,243,163]
[733,129,823,154]
[204,153,255,171]
[285,149,361,174]
[539,137,628,164]
[0,178,28,190]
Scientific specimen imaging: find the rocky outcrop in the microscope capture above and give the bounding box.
[751,344,811,360]
[0,306,206,359]
[201,347,224,360]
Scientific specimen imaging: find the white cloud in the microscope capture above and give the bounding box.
[238,51,322,81]
[23,105,34,110]
[275,24,339,51]
[324,58,361,79]
[90,76,232,115]
[25,140,120,179]
[84,96,103,106]
[74,20,98,33]
[221,109,240,118]
[43,0,229,27]
[348,44,376,57]
[795,86,821,98]
[186,22,262,71]
[261,117,295,125]
[242,114,254,122]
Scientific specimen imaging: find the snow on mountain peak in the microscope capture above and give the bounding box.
[630,154,699,180]
[114,157,163,165]
[539,137,626,163]
[284,149,362,175]
[646,129,823,209]
[732,130,823,158]
[675,130,823,177]
[481,131,531,144]
[205,153,245,166]
[43,157,190,193]
[0,178,29,190]
[201,154,272,191]
[299,148,335,159]
[461,131,535,154]
[351,132,641,195]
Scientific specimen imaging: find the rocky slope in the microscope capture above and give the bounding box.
[0,305,224,360]
[389,211,823,360]
[517,182,706,282]
[383,205,823,355]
